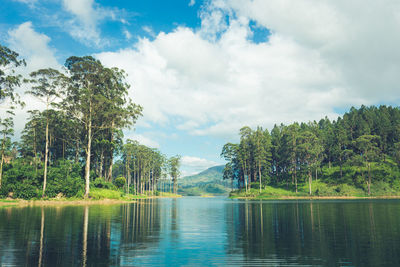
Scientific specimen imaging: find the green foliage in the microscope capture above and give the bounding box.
[222,105,400,197]
[92,177,116,190]
[114,176,126,188]
[89,188,124,200]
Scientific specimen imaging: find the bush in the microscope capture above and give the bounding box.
[13,181,40,199]
[93,177,116,190]
[114,177,126,188]
[45,160,84,197]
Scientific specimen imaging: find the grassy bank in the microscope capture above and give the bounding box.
[230,181,400,200]
[0,189,181,207]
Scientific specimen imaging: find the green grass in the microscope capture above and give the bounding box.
[0,199,18,203]
[88,188,141,200]
[230,181,400,199]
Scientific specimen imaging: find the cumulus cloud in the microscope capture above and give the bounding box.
[6,22,61,137]
[189,0,196,7]
[62,0,124,47]
[96,0,400,139]
[8,22,60,73]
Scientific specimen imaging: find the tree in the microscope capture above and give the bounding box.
[253,127,271,193]
[169,156,181,194]
[285,123,300,193]
[221,143,239,188]
[98,67,142,182]
[298,130,322,195]
[62,56,105,198]
[25,68,66,197]
[0,117,13,189]
[0,44,25,105]
[353,135,380,195]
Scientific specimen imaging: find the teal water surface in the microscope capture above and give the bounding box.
[1,197,400,266]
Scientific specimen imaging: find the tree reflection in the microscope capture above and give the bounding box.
[226,200,400,266]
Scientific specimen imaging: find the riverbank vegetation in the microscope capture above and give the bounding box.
[0,44,181,201]
[222,105,400,198]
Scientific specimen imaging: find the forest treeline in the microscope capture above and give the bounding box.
[0,44,180,199]
[222,105,400,196]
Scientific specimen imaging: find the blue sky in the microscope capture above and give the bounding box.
[2,0,400,176]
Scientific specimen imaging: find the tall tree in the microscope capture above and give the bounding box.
[62,56,105,198]
[25,68,66,197]
[0,44,25,105]
[0,117,13,189]
[169,155,181,194]
[353,135,380,195]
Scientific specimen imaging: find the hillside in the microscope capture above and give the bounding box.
[178,165,231,196]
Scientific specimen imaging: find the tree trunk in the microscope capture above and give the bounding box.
[295,166,298,193]
[308,170,312,195]
[244,172,248,193]
[173,176,177,194]
[42,117,49,197]
[368,162,371,195]
[0,139,4,189]
[107,123,115,182]
[99,149,104,178]
[84,109,92,198]
[126,156,130,194]
[315,167,318,181]
[258,161,262,193]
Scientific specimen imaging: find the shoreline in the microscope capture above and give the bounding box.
[0,195,182,207]
[230,195,400,200]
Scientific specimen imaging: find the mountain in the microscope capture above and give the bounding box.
[178,165,231,196]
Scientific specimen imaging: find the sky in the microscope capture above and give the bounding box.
[2,0,400,176]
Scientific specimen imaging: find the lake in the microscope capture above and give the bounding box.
[1,197,400,266]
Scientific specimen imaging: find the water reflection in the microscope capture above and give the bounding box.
[227,200,400,266]
[1,199,400,266]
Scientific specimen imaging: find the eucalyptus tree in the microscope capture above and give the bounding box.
[253,127,271,193]
[0,117,13,188]
[353,135,380,195]
[25,68,66,197]
[0,44,25,105]
[62,56,142,197]
[284,123,300,192]
[62,56,105,198]
[298,130,323,195]
[169,155,181,194]
[239,126,253,192]
[99,67,142,181]
[221,142,239,188]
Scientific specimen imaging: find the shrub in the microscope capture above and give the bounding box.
[114,177,126,188]
[93,177,116,190]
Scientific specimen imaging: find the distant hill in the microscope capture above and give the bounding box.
[178,165,231,196]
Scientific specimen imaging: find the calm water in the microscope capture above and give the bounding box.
[1,197,400,266]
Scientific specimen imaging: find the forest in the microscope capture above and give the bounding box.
[222,105,400,197]
[0,44,181,200]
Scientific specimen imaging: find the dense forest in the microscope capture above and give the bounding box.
[0,44,181,199]
[222,105,400,196]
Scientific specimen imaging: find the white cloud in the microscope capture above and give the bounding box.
[181,155,219,176]
[142,26,156,38]
[62,0,124,47]
[123,29,132,40]
[96,0,400,140]
[8,22,59,73]
[12,0,37,5]
[6,22,61,137]
[189,0,196,7]
[125,133,160,148]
